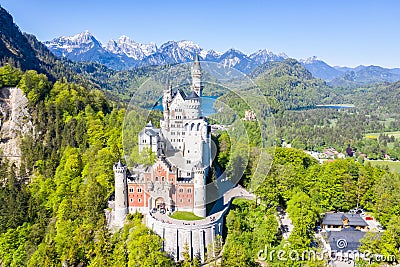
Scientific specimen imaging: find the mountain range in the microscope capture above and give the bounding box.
[299,56,400,85]
[44,31,400,85]
[44,31,289,73]
[1,2,400,87]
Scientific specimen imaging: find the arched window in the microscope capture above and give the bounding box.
[161,176,165,181]
[155,176,159,181]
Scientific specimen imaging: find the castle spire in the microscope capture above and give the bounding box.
[191,54,202,96]
[162,79,172,131]
[194,53,200,65]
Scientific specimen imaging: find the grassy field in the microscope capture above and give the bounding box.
[365,160,400,174]
[168,211,204,221]
[365,131,400,139]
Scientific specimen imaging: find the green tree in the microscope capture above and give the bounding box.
[127,223,173,267]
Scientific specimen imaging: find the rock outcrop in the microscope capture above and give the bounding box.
[0,87,33,169]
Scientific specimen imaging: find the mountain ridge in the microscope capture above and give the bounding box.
[44,31,400,84]
[44,31,288,73]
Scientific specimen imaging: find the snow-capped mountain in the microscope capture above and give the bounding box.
[44,31,135,69]
[106,35,157,60]
[44,31,289,73]
[215,48,254,72]
[150,40,202,64]
[249,49,288,65]
[299,56,342,81]
[45,31,104,59]
[200,49,222,61]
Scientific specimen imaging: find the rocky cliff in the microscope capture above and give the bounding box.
[0,87,33,169]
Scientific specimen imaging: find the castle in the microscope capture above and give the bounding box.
[111,57,257,262]
[113,55,211,227]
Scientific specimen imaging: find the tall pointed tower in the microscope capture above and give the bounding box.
[191,54,202,96]
[162,80,172,131]
[113,161,127,227]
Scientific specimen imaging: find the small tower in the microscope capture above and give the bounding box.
[113,161,128,227]
[193,162,207,217]
[191,54,202,97]
[163,80,172,131]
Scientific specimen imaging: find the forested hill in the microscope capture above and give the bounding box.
[0,66,166,266]
[250,59,337,111]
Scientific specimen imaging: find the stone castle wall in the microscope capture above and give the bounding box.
[145,204,230,262]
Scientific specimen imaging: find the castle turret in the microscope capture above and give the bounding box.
[193,162,206,217]
[191,54,202,97]
[163,80,172,131]
[113,161,128,227]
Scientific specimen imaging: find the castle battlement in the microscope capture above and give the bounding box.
[113,161,127,173]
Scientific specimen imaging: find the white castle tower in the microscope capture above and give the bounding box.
[113,161,127,227]
[193,162,207,217]
[191,53,202,96]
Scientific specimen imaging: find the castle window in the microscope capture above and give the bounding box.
[179,188,184,193]
[155,176,159,181]
[187,188,192,193]
[138,188,142,193]
[129,188,134,193]
[130,198,134,202]
[188,199,191,203]
[180,199,183,203]
[138,198,142,203]
[186,160,191,164]
[162,176,165,181]
[187,172,190,176]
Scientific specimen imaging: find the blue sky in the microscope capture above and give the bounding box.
[1,0,399,68]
